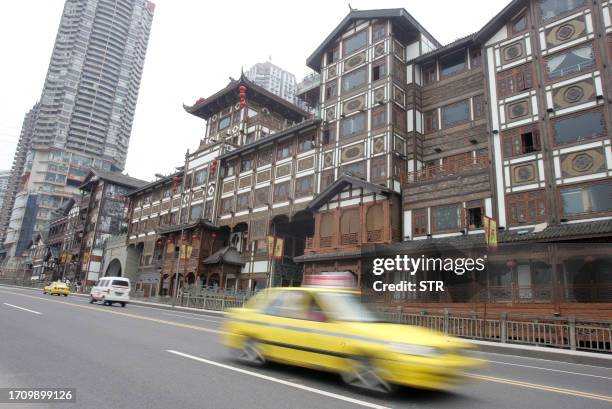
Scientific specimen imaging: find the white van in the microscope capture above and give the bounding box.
[90,276,130,307]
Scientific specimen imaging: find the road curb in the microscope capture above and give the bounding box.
[468,339,612,368]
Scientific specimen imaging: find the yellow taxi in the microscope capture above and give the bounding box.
[43,281,70,297]
[223,274,482,393]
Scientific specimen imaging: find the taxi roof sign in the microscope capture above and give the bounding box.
[302,272,356,288]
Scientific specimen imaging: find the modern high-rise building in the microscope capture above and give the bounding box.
[0,171,10,213]
[1,0,154,266]
[0,103,39,251]
[245,61,298,105]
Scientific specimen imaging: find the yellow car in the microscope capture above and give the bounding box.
[43,281,70,297]
[223,285,482,393]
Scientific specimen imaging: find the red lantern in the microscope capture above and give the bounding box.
[210,159,218,176]
[172,176,181,193]
[156,238,164,247]
[211,232,217,239]
[239,85,247,108]
[195,97,205,105]
[192,233,200,241]
[506,259,517,269]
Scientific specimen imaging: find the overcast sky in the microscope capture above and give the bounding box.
[0,0,509,181]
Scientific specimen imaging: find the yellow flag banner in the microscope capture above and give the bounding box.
[483,216,498,248]
[273,237,284,260]
[267,236,276,257]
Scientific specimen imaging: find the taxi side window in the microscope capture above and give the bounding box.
[262,291,327,322]
[306,297,327,322]
[263,291,308,320]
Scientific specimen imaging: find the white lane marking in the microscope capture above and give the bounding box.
[3,303,42,315]
[485,359,612,380]
[474,350,612,370]
[162,312,224,323]
[167,350,391,409]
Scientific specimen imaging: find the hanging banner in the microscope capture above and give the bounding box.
[273,237,284,260]
[483,216,498,248]
[267,236,275,257]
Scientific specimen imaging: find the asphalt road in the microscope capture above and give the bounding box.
[0,286,611,409]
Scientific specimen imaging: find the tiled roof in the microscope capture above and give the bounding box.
[202,246,245,266]
[184,74,310,122]
[126,170,183,197]
[306,174,396,211]
[306,8,441,71]
[81,169,148,190]
[156,219,219,235]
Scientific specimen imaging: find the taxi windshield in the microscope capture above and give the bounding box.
[317,292,383,322]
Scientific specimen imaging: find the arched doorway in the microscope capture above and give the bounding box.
[105,259,122,277]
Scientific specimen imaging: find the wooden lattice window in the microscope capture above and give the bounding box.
[424,110,438,133]
[366,204,384,242]
[412,209,427,236]
[340,208,360,245]
[497,64,533,98]
[506,190,547,225]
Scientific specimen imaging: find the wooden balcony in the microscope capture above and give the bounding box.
[405,155,489,184]
[341,233,359,246]
[366,229,383,243]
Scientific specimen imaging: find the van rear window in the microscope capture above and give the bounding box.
[112,280,129,287]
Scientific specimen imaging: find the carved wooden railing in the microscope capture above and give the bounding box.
[366,229,383,243]
[405,154,489,183]
[341,233,359,246]
[320,236,333,248]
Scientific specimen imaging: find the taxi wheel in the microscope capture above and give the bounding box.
[238,339,265,366]
[341,357,394,394]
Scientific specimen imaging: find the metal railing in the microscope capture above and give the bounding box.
[374,307,612,353]
[1,278,610,353]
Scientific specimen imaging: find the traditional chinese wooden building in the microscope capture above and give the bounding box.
[122,1,612,318]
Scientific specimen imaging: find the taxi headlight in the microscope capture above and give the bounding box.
[389,343,440,357]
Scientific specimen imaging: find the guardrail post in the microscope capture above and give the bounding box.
[221,295,226,311]
[500,312,507,343]
[443,309,449,334]
[186,292,190,308]
[202,292,207,310]
[568,316,576,350]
